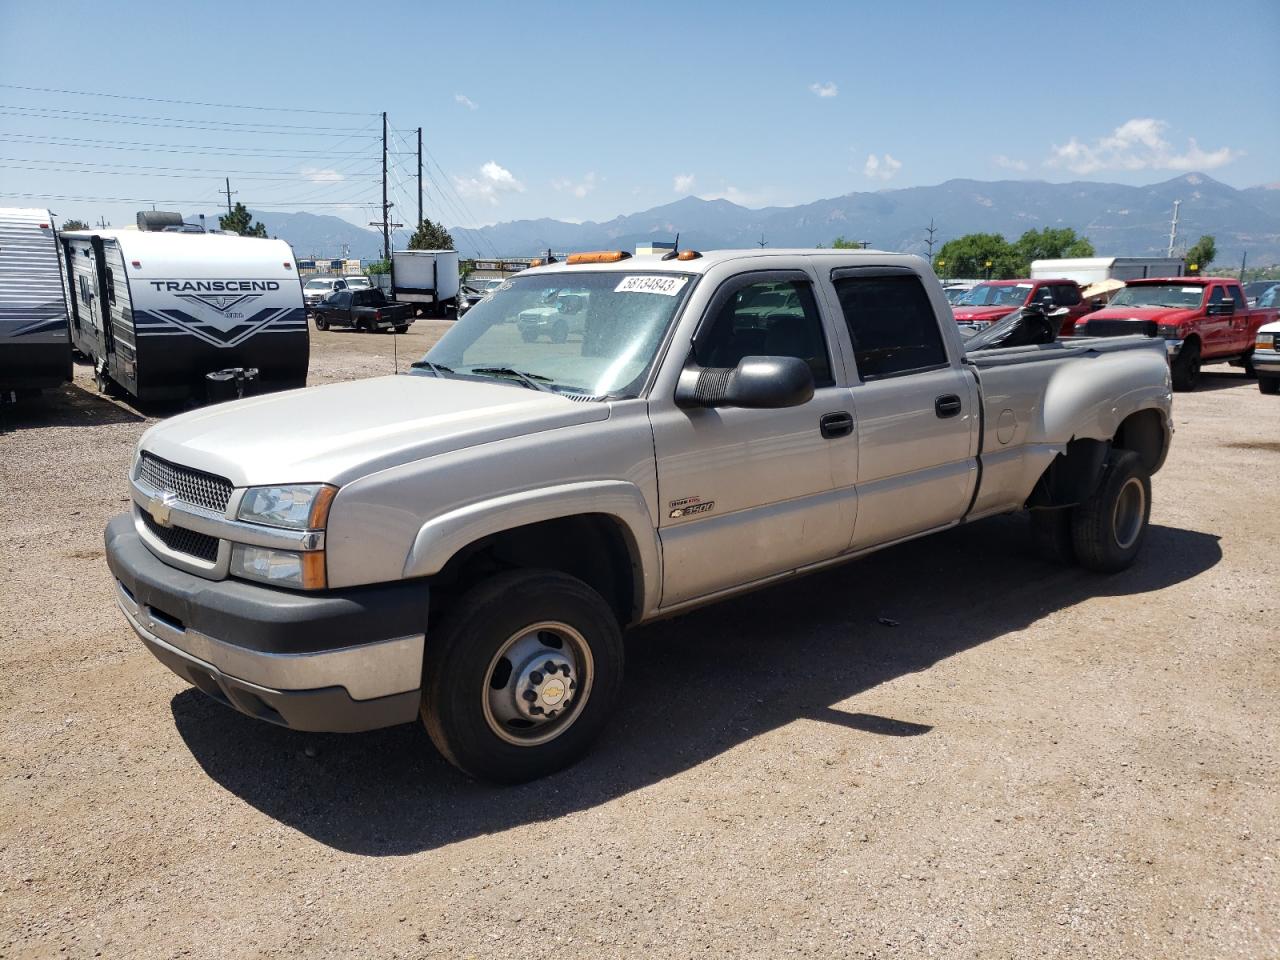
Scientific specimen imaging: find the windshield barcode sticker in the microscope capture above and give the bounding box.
[615,275,688,296]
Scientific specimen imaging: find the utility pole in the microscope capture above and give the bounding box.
[381,111,390,262]
[1240,250,1247,281]
[416,126,423,231]
[757,233,767,248]
[1167,199,1181,258]
[223,177,236,217]
[97,215,107,229]
[924,218,938,259]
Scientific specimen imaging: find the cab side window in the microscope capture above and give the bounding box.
[1228,285,1246,311]
[697,280,833,386]
[834,275,948,380]
[1053,283,1081,306]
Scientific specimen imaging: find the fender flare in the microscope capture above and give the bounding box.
[401,480,661,617]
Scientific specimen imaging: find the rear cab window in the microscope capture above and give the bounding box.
[832,274,948,380]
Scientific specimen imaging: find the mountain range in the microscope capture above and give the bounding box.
[227,173,1280,266]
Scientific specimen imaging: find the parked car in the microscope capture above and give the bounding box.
[1253,319,1280,394]
[952,278,1095,336]
[458,278,505,317]
[517,289,590,342]
[344,275,372,291]
[1073,277,1280,390]
[312,287,415,333]
[303,276,348,310]
[105,248,1172,783]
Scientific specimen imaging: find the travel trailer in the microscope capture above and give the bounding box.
[61,217,308,401]
[0,207,72,393]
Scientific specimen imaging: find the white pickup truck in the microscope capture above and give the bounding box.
[105,249,1173,782]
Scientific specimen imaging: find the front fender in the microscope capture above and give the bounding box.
[401,480,661,616]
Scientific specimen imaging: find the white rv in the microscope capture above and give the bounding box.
[0,207,72,393]
[1030,257,1185,286]
[61,224,308,401]
[391,249,460,317]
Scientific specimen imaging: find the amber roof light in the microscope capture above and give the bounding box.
[566,250,632,265]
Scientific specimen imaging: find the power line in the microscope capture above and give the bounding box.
[0,82,377,116]
[0,134,370,157]
[0,191,376,207]
[0,161,378,182]
[0,107,379,137]
[0,104,376,133]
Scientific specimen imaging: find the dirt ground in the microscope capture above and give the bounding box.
[2,327,1277,959]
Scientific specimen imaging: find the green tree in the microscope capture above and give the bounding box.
[407,217,454,250]
[1185,235,1216,273]
[365,259,391,275]
[1013,227,1095,265]
[61,218,90,232]
[933,233,1022,279]
[830,236,863,249]
[219,202,268,238]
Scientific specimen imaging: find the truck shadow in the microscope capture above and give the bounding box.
[170,516,1221,856]
[0,381,145,432]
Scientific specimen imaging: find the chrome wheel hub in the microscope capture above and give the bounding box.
[483,622,592,746]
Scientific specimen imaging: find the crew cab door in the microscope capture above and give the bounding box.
[330,290,354,321]
[824,268,979,550]
[1203,285,1232,356]
[1225,284,1253,352]
[650,269,857,607]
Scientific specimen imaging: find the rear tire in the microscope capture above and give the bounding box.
[520,328,538,343]
[1260,376,1280,395]
[1030,508,1076,564]
[1070,450,1151,573]
[420,569,624,784]
[314,315,329,331]
[1171,340,1201,391]
[1241,350,1257,378]
[394,324,409,334]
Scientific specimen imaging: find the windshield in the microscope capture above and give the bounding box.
[958,283,1033,307]
[1109,284,1205,309]
[304,280,331,291]
[416,271,694,398]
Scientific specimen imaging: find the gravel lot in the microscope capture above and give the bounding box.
[2,328,1277,959]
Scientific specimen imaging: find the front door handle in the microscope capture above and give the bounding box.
[935,394,962,418]
[820,411,854,439]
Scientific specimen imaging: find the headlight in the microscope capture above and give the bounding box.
[1258,333,1276,350]
[1156,324,1181,339]
[237,484,336,529]
[230,544,326,589]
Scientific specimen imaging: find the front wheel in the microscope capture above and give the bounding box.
[520,327,538,343]
[420,569,624,783]
[1171,340,1201,391]
[1260,376,1280,395]
[1071,450,1151,573]
[314,314,329,331]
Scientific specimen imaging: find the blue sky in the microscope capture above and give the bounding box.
[2,0,1277,235]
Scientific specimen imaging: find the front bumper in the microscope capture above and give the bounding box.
[1253,349,1280,374]
[105,514,427,732]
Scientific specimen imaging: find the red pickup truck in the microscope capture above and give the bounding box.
[952,278,1095,337]
[1072,277,1278,390]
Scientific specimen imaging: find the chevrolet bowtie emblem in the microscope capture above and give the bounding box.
[149,491,179,528]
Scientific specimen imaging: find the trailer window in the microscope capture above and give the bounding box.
[834,275,948,380]
[104,267,116,305]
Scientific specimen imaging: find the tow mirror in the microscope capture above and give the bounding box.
[1206,301,1235,316]
[675,355,815,409]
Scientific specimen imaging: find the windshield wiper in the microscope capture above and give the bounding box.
[467,366,555,392]
[409,360,454,377]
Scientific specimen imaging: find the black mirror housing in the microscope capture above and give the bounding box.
[675,355,815,409]
[1207,301,1235,316]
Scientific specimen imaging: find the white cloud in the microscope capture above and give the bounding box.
[1047,118,1240,174]
[697,185,769,207]
[300,167,344,183]
[552,172,599,199]
[993,154,1028,172]
[454,93,478,111]
[453,161,525,205]
[673,173,696,194]
[863,153,902,181]
[809,81,838,98]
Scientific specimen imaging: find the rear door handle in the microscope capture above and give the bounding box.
[820,411,854,439]
[935,394,962,418]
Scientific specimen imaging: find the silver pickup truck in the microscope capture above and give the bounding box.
[105,249,1173,782]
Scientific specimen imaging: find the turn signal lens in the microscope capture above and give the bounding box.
[566,250,631,264]
[676,250,702,261]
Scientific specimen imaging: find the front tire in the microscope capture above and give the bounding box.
[421,569,624,783]
[1260,376,1280,395]
[1071,450,1151,573]
[314,314,329,331]
[1171,340,1201,391]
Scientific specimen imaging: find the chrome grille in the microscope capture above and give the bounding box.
[140,510,219,563]
[137,453,233,513]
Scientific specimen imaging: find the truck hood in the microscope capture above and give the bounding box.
[952,305,1018,322]
[138,374,610,487]
[1083,305,1198,326]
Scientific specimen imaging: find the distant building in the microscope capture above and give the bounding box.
[635,241,675,256]
[296,258,364,277]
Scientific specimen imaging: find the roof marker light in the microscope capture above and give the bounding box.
[676,250,702,261]
[284,262,293,270]
[131,260,141,268]
[566,250,632,265]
